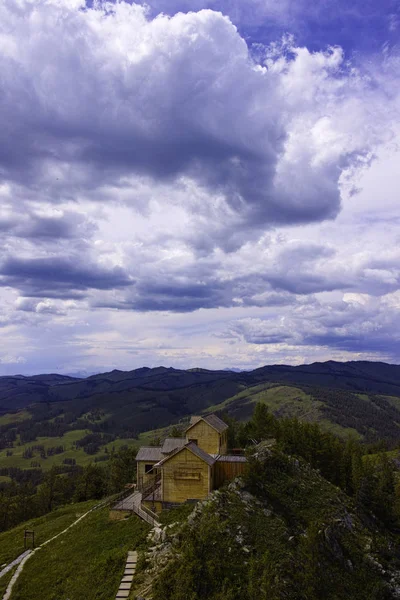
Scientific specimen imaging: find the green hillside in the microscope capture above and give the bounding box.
[0,501,149,600]
[134,442,400,600]
[2,383,400,477]
[0,500,98,566]
[2,361,400,493]
[3,403,400,600]
[0,500,98,598]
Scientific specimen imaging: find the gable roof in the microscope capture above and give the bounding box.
[154,441,216,468]
[161,437,186,455]
[136,447,163,462]
[186,413,228,434]
[186,442,216,466]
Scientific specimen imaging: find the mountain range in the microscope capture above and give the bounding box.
[2,361,400,442]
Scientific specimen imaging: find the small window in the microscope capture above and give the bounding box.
[188,438,198,445]
[144,464,154,474]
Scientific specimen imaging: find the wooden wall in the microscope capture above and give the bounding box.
[213,460,248,489]
[137,461,158,490]
[186,420,221,454]
[142,499,163,514]
[162,448,211,503]
[219,430,228,455]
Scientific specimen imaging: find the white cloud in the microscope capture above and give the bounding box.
[0,1,398,373]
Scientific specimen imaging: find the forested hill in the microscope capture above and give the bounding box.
[3,361,400,444]
[3,360,400,412]
[249,360,400,394]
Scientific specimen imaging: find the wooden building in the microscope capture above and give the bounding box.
[136,413,246,513]
[185,414,228,455]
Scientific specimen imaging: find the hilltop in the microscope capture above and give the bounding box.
[3,402,400,599]
[135,443,400,600]
[3,435,400,600]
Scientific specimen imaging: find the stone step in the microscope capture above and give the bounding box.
[128,551,137,557]
[126,561,136,567]
[119,582,131,590]
[121,576,133,582]
[116,592,130,599]
[124,569,135,575]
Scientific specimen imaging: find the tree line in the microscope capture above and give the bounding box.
[0,446,137,532]
[225,403,400,528]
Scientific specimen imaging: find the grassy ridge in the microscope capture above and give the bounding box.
[207,384,361,438]
[11,507,150,600]
[0,500,99,565]
[0,411,31,426]
[151,447,398,600]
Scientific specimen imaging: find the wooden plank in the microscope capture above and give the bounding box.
[187,420,221,454]
[162,448,210,503]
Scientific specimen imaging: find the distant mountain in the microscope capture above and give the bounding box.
[3,361,400,443]
[248,360,400,395]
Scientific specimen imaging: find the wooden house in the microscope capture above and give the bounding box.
[157,442,215,506]
[136,413,246,513]
[185,414,228,454]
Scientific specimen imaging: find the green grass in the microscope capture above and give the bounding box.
[0,430,91,471]
[207,383,320,416]
[0,566,17,598]
[0,429,141,471]
[355,393,372,403]
[0,500,99,565]
[208,384,361,438]
[0,410,32,426]
[159,503,195,527]
[136,424,172,445]
[382,395,400,410]
[11,507,150,600]
[318,419,362,440]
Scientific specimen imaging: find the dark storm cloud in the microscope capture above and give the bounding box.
[19,213,96,240]
[0,211,96,241]
[94,277,232,312]
[0,256,132,298]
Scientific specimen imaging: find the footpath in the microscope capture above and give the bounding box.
[115,551,137,599]
[0,501,107,600]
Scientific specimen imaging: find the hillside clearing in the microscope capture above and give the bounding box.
[10,507,149,600]
[0,500,99,566]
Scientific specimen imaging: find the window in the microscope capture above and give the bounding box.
[145,464,154,474]
[188,438,198,445]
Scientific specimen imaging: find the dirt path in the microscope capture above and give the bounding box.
[0,551,31,582]
[2,501,107,600]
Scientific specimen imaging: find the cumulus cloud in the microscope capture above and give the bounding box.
[231,291,400,358]
[1,0,396,253]
[0,0,398,373]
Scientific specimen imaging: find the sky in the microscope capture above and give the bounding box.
[0,0,399,375]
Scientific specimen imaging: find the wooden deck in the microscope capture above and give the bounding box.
[113,491,158,526]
